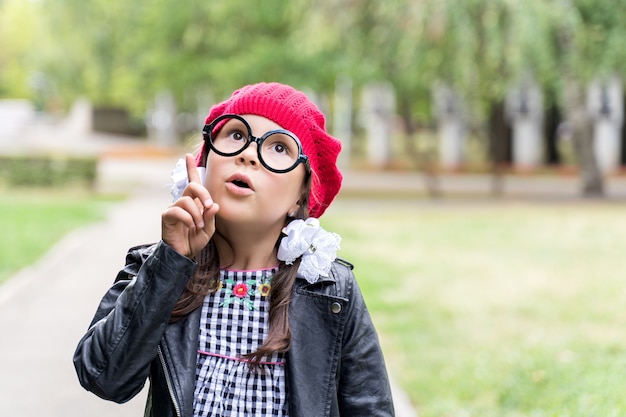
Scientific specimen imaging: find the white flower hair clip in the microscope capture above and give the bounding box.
[277,218,341,283]
[170,158,206,201]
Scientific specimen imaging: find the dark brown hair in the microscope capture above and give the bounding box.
[170,167,311,365]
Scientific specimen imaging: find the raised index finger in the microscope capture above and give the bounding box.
[185,153,201,184]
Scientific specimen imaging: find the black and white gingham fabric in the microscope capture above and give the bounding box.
[193,267,288,417]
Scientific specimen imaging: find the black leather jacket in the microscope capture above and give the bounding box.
[74,241,394,416]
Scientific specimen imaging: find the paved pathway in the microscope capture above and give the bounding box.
[0,187,161,416]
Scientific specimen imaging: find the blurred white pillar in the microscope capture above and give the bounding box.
[433,83,466,169]
[506,76,544,169]
[147,90,178,146]
[360,81,395,167]
[587,76,624,174]
[64,98,93,136]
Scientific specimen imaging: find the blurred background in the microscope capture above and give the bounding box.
[1,0,626,187]
[2,0,626,416]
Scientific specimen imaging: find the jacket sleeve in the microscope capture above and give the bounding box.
[73,240,197,403]
[335,262,395,416]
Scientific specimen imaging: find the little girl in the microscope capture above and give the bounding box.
[74,82,394,416]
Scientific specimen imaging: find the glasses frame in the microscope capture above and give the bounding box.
[202,114,309,174]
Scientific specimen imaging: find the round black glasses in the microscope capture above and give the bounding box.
[202,114,309,174]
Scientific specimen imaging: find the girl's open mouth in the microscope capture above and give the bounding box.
[231,179,250,189]
[226,173,255,194]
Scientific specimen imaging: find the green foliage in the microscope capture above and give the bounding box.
[0,0,42,99]
[3,0,626,129]
[0,155,97,188]
[31,0,330,114]
[574,0,626,79]
[323,201,626,416]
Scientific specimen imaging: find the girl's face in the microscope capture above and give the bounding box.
[204,114,307,230]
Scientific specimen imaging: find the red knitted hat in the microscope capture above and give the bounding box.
[197,82,343,218]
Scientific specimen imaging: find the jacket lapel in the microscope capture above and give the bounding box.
[160,307,201,417]
[286,279,348,417]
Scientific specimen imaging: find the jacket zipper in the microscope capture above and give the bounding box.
[157,345,182,417]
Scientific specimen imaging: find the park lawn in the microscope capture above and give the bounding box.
[0,191,113,284]
[323,200,626,417]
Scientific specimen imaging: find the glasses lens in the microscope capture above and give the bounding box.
[210,117,250,155]
[260,132,301,171]
[208,115,303,172]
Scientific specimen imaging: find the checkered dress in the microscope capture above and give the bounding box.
[193,267,288,417]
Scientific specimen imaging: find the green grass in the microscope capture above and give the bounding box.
[0,190,115,284]
[323,199,626,417]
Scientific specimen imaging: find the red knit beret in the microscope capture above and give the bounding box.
[196,82,343,218]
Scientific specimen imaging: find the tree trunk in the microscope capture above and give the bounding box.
[398,95,441,198]
[487,100,510,196]
[544,100,562,165]
[557,0,604,197]
[563,81,604,196]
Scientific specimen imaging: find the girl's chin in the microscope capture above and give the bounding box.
[215,206,257,224]
[216,209,286,230]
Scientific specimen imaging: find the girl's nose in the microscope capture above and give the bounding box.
[236,141,259,167]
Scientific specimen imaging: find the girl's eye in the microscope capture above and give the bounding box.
[229,130,246,142]
[264,133,298,157]
[272,143,287,154]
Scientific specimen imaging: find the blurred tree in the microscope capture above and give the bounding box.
[13,0,626,193]
[0,0,40,99]
[308,0,558,193]
[34,0,142,110]
[34,0,335,116]
[553,0,626,196]
[302,0,444,194]
[310,0,626,196]
[422,0,626,196]
[405,0,563,194]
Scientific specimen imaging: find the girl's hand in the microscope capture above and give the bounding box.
[161,154,219,258]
